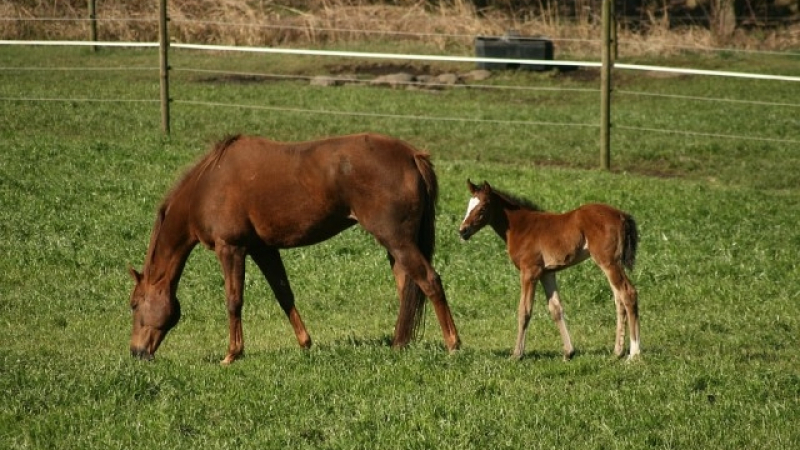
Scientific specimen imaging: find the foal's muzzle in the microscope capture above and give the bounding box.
[459,227,473,241]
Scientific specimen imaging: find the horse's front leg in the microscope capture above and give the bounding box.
[541,272,575,360]
[250,245,312,350]
[216,243,247,365]
[512,268,539,360]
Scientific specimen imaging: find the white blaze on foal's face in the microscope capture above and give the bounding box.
[463,196,481,223]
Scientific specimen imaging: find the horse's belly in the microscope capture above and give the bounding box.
[252,213,356,248]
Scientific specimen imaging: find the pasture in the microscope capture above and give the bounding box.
[1,46,799,449]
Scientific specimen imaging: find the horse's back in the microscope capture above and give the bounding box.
[188,133,428,248]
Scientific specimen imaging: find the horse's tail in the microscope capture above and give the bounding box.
[621,213,638,271]
[394,151,438,344]
[413,152,438,261]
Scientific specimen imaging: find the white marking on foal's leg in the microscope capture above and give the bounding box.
[463,196,480,221]
[628,338,641,360]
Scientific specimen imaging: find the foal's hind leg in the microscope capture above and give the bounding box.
[540,272,575,360]
[601,263,640,359]
[250,245,312,351]
[215,243,247,365]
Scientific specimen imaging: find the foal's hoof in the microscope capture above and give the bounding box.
[563,349,576,361]
[220,353,242,365]
[509,352,523,361]
[626,352,642,363]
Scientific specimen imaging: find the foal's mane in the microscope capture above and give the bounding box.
[491,187,543,212]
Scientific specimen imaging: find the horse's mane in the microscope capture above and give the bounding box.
[159,135,241,211]
[491,186,543,211]
[143,135,241,278]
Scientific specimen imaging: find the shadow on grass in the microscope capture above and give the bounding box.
[191,338,660,365]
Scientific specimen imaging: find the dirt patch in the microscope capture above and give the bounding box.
[195,74,295,84]
[324,62,441,77]
[556,67,600,82]
[531,157,683,179]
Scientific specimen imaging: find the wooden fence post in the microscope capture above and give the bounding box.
[88,0,97,52]
[599,0,613,170]
[159,0,170,135]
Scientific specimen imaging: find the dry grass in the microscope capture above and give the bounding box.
[2,0,798,57]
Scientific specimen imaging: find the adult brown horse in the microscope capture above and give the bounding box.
[128,133,460,364]
[458,180,640,361]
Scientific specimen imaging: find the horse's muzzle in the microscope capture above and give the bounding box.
[130,347,154,361]
[459,227,473,241]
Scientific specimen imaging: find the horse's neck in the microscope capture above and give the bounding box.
[143,208,196,291]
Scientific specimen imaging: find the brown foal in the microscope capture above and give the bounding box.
[459,180,640,360]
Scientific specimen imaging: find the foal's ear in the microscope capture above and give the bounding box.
[483,180,492,192]
[128,266,142,284]
[467,179,479,194]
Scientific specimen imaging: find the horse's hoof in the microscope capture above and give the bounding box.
[298,337,312,349]
[564,349,576,361]
[447,337,461,353]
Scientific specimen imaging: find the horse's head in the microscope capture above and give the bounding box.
[459,179,494,241]
[128,267,181,361]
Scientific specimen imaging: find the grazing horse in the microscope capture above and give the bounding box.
[458,180,640,360]
[128,133,460,364]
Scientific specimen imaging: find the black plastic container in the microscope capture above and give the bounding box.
[475,35,554,71]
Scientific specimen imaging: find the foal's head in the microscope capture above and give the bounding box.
[459,179,496,241]
[128,267,181,361]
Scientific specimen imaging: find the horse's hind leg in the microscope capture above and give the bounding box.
[540,272,575,360]
[215,243,248,365]
[389,244,460,351]
[250,245,312,350]
[387,253,405,306]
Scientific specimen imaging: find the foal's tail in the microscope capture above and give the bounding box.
[622,213,639,271]
[394,151,438,344]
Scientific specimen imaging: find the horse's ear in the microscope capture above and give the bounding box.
[128,266,142,284]
[483,180,492,193]
[467,179,478,194]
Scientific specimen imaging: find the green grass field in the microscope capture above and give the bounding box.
[1,45,799,449]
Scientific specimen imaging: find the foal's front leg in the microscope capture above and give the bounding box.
[512,269,539,360]
[216,243,247,365]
